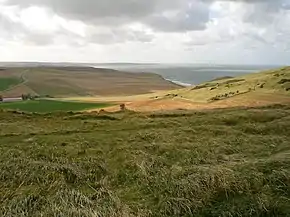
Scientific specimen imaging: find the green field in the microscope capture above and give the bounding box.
[0,78,22,91]
[1,106,290,216]
[0,100,110,112]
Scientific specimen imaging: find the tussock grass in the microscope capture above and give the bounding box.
[1,106,290,216]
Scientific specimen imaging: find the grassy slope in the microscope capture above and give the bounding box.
[0,68,36,96]
[0,100,111,112]
[160,66,290,102]
[0,78,23,91]
[64,67,290,112]
[1,106,290,216]
[1,67,180,97]
[0,68,25,92]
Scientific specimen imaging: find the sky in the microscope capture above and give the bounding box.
[0,0,290,65]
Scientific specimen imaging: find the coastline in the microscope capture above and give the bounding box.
[165,79,192,87]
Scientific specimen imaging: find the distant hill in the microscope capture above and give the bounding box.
[0,67,180,97]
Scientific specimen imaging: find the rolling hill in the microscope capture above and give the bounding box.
[160,66,290,101]
[145,66,290,109]
[78,66,290,112]
[0,67,180,97]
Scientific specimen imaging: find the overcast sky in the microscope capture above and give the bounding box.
[0,0,290,65]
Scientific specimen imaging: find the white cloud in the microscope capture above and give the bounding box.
[0,0,290,64]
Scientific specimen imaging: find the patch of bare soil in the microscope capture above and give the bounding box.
[89,92,290,113]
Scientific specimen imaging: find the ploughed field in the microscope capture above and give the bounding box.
[1,105,290,216]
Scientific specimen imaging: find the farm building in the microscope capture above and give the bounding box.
[1,97,23,103]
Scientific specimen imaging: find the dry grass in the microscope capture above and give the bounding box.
[156,66,290,103]
[1,106,290,216]
[75,92,290,113]
[65,67,290,112]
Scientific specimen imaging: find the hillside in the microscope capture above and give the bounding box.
[0,67,180,97]
[70,66,290,112]
[160,66,290,102]
[1,106,290,216]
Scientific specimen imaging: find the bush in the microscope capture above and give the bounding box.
[278,79,290,84]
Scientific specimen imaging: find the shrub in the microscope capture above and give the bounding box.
[278,79,290,84]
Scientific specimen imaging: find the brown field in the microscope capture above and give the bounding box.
[0,67,181,97]
[0,67,23,78]
[70,92,290,113]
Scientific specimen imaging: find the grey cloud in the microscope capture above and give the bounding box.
[23,32,53,45]
[205,0,290,27]
[5,0,290,33]
[0,13,25,38]
[5,0,156,20]
[0,4,154,46]
[241,1,287,26]
[185,0,290,49]
[203,0,285,2]
[2,0,290,47]
[88,29,154,44]
[146,1,210,32]
[0,11,55,45]
[4,0,211,32]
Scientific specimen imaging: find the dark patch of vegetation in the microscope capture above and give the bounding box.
[0,100,111,113]
[165,94,178,98]
[282,83,290,92]
[210,76,233,81]
[210,91,243,101]
[1,106,290,216]
[278,79,290,84]
[0,77,22,91]
[221,78,245,85]
[65,114,119,121]
[21,93,37,101]
[258,104,290,110]
[274,73,285,77]
[259,83,265,88]
[260,84,264,88]
[191,83,216,90]
[44,94,54,98]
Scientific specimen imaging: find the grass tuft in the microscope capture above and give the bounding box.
[1,106,290,216]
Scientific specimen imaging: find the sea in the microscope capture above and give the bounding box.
[92,64,280,86]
